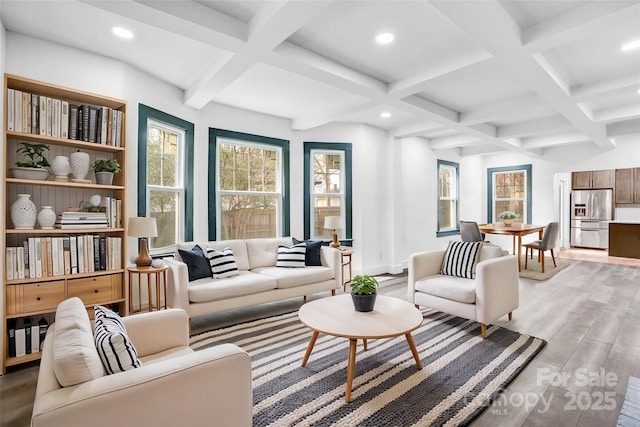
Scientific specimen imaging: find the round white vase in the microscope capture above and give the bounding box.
[51,155,71,181]
[37,206,57,229]
[70,150,91,181]
[11,194,37,229]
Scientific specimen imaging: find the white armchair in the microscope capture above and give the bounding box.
[408,248,519,338]
[32,306,252,427]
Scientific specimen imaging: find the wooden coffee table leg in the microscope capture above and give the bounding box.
[405,333,422,370]
[301,331,319,367]
[346,338,357,403]
[363,338,368,351]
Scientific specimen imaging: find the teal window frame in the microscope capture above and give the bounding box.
[208,128,290,241]
[437,159,460,237]
[137,104,194,245]
[303,142,352,245]
[487,164,532,224]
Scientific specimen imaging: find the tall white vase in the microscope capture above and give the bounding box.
[51,155,71,181]
[11,194,37,229]
[37,206,57,229]
[70,150,91,181]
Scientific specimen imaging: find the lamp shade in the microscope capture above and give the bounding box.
[127,217,158,238]
[324,216,342,230]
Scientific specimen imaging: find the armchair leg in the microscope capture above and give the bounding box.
[508,312,513,321]
[331,289,336,296]
[303,295,307,302]
[480,324,487,339]
[415,304,420,309]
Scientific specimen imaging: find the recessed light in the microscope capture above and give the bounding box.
[375,33,394,45]
[112,26,134,39]
[380,112,391,119]
[621,39,640,51]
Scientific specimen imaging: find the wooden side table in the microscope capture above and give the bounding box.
[127,265,169,313]
[339,248,354,291]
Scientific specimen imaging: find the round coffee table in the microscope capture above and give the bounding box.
[298,294,423,402]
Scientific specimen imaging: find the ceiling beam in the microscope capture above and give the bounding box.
[593,104,640,124]
[571,75,640,102]
[497,115,572,138]
[607,119,640,137]
[389,122,445,139]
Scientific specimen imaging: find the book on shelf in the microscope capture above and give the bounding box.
[100,106,109,144]
[70,236,78,274]
[46,96,52,137]
[88,105,97,143]
[69,103,79,140]
[31,94,39,134]
[7,88,15,131]
[34,239,43,278]
[8,319,16,357]
[61,100,69,139]
[24,317,32,354]
[39,95,47,136]
[77,236,84,274]
[24,92,31,134]
[17,245,25,279]
[27,237,36,279]
[6,247,15,280]
[15,318,26,357]
[31,321,39,355]
[52,98,61,138]
[63,237,71,275]
[38,318,49,352]
[50,237,58,276]
[23,240,30,278]
[14,89,23,133]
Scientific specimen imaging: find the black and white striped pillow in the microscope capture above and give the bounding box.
[93,305,141,375]
[440,241,483,279]
[206,247,240,278]
[276,243,306,268]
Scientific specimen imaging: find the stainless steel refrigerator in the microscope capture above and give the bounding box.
[570,189,614,249]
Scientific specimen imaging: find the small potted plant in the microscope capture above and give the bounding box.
[92,158,121,185]
[349,275,378,312]
[12,142,50,180]
[499,211,517,226]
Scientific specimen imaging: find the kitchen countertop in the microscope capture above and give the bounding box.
[607,220,640,224]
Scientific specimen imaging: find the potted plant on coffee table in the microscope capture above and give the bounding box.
[11,142,51,180]
[92,158,121,185]
[349,275,378,312]
[499,211,517,226]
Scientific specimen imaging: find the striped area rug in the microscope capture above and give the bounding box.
[190,309,546,426]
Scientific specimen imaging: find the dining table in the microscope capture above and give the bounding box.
[478,223,546,271]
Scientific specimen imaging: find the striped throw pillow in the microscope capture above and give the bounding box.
[276,243,306,268]
[206,247,240,278]
[94,305,141,375]
[440,241,483,279]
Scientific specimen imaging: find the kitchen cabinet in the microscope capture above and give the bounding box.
[615,168,640,205]
[572,169,614,189]
[609,222,640,258]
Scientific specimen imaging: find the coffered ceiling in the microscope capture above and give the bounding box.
[2,0,639,157]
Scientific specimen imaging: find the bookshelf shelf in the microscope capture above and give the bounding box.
[2,74,128,373]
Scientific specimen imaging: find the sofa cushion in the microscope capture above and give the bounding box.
[52,297,105,387]
[276,243,306,268]
[246,237,293,268]
[253,266,335,289]
[178,245,211,281]
[479,244,503,261]
[206,247,240,278]
[94,305,142,375]
[415,275,476,304]
[293,238,323,266]
[188,271,277,303]
[440,241,483,279]
[177,240,250,271]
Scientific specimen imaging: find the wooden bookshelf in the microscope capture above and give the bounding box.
[2,74,128,373]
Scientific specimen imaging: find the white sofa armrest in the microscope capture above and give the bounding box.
[32,344,252,427]
[408,250,445,301]
[122,309,189,357]
[165,258,191,312]
[475,255,519,324]
[320,246,341,289]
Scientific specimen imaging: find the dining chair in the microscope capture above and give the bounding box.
[523,221,559,273]
[460,221,486,242]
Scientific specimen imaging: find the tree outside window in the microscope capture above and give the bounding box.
[487,164,532,224]
[312,151,344,239]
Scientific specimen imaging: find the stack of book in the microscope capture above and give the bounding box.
[7,317,49,357]
[55,211,108,229]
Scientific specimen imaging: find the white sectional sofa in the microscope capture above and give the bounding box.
[165,237,341,320]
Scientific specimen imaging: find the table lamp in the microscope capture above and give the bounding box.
[324,216,342,248]
[127,217,158,267]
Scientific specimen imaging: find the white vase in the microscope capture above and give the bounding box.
[51,155,71,181]
[11,194,37,229]
[37,206,57,229]
[70,150,90,181]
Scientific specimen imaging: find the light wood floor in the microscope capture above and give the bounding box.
[1,249,638,427]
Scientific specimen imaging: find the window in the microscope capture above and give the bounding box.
[209,129,290,240]
[487,164,532,223]
[437,160,459,237]
[303,142,352,243]
[138,105,194,254]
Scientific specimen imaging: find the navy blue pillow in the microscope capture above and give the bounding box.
[178,245,211,281]
[293,238,323,266]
